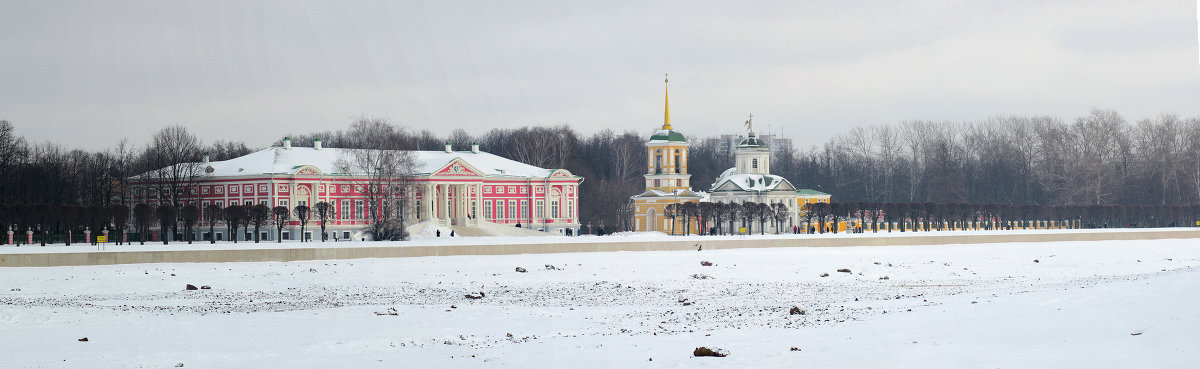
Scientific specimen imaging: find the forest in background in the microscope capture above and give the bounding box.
[2,108,1200,233]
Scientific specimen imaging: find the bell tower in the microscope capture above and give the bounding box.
[644,74,691,192]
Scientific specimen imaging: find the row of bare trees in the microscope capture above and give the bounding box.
[0,203,129,245]
[806,201,1200,234]
[788,110,1200,206]
[659,201,792,235]
[0,201,344,246]
[649,200,1200,237]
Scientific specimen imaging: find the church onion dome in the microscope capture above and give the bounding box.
[737,133,767,149]
[649,129,687,143]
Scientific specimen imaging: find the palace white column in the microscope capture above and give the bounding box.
[457,184,466,222]
[474,183,482,224]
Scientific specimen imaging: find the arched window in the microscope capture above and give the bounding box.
[674,154,681,173]
[752,158,759,169]
[655,155,662,174]
[648,208,657,231]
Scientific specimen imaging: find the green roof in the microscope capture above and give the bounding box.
[650,129,687,143]
[796,189,830,196]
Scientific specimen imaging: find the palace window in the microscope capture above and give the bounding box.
[496,200,505,219]
[508,200,517,220]
[355,200,365,219]
[752,158,758,169]
[536,200,545,219]
[520,200,529,219]
[567,200,573,218]
[484,200,492,219]
[342,200,350,220]
[551,200,559,218]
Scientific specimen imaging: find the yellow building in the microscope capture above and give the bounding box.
[795,189,834,232]
[631,75,704,234]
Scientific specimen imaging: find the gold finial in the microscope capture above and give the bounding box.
[663,73,672,130]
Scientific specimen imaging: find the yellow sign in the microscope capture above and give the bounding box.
[96,236,107,243]
[739,227,746,234]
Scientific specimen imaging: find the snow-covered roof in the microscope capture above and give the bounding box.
[166,147,567,179]
[630,188,709,201]
[709,167,797,193]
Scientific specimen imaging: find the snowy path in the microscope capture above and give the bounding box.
[1,237,1197,368]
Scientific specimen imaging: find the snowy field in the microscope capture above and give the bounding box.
[1,234,1198,368]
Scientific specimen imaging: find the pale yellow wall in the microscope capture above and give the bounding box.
[633,197,702,234]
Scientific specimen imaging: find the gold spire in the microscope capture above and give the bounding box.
[662,73,671,130]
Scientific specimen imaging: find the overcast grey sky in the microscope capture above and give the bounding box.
[2,0,1198,151]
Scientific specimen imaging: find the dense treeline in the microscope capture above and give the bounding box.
[0,121,252,242]
[778,109,1200,206]
[2,108,1199,243]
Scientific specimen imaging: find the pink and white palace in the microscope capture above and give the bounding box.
[130,138,583,241]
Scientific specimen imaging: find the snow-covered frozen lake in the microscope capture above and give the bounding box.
[1,232,1197,368]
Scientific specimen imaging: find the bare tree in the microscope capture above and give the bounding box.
[740,202,757,234]
[224,205,246,243]
[181,204,200,244]
[336,117,418,241]
[133,203,153,245]
[204,203,223,243]
[141,126,205,209]
[293,205,310,242]
[272,206,290,243]
[313,201,331,241]
[155,204,176,245]
[249,204,270,243]
[662,203,677,235]
[679,202,697,235]
[771,203,789,234]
